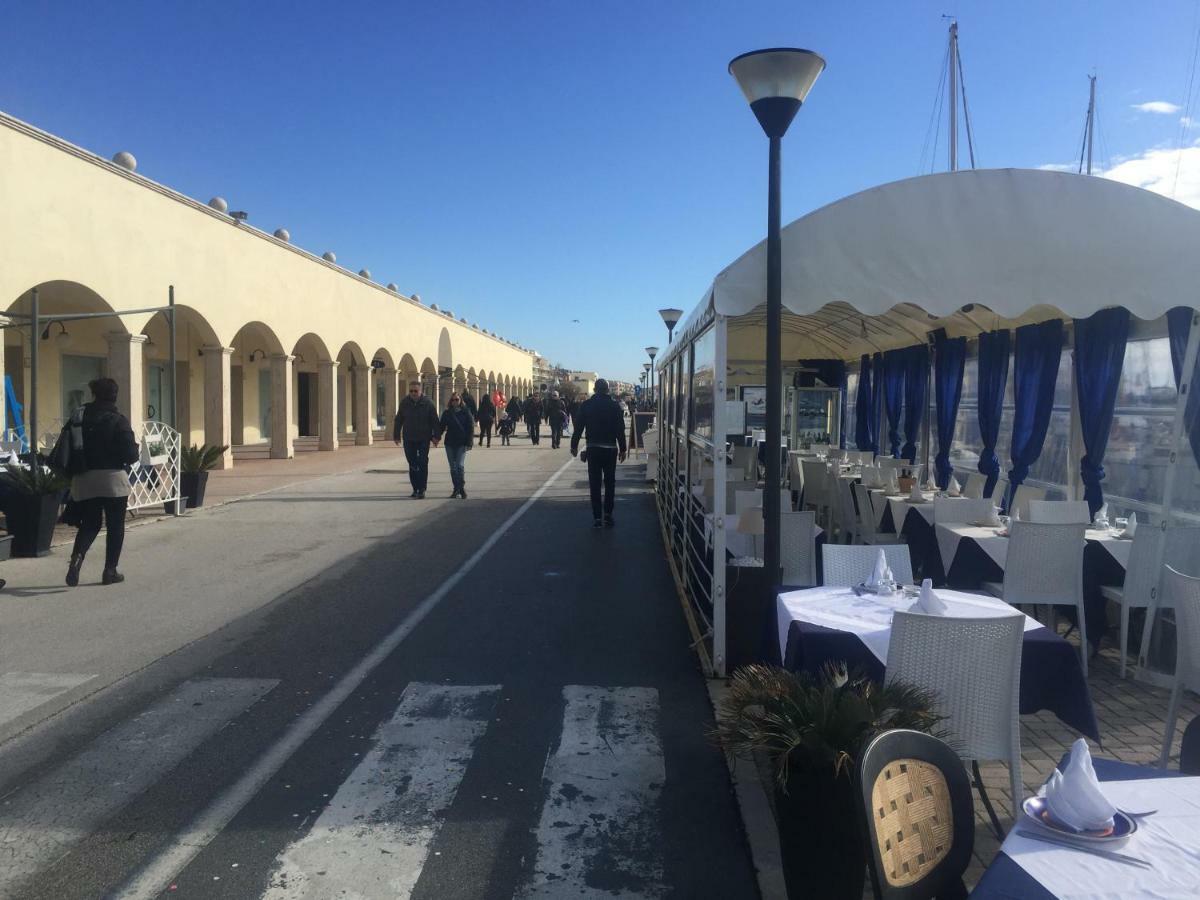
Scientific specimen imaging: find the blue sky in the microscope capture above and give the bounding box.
[2,1,1198,381]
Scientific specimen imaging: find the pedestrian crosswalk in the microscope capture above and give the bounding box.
[1,680,674,898]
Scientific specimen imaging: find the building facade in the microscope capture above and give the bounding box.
[0,113,535,468]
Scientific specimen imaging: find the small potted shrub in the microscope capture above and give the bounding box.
[3,464,68,557]
[179,444,227,509]
[714,663,943,900]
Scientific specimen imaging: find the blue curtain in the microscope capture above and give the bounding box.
[882,349,906,457]
[871,352,884,457]
[1167,306,1200,470]
[1074,308,1130,517]
[855,355,875,451]
[934,334,967,489]
[976,329,1011,498]
[901,344,929,463]
[1007,319,1065,507]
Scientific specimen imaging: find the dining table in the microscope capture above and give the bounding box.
[970,758,1199,899]
[774,585,1100,740]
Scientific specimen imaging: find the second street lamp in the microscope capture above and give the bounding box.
[728,47,825,590]
[645,346,659,404]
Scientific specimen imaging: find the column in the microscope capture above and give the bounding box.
[0,317,8,436]
[381,367,398,437]
[106,333,148,435]
[318,359,339,451]
[353,364,372,446]
[201,344,234,469]
[270,354,294,459]
[424,373,439,408]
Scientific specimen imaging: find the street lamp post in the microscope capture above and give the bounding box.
[658,308,684,344]
[645,346,658,404]
[728,47,825,590]
[642,363,652,407]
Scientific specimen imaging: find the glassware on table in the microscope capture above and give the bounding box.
[997,515,1011,534]
[1113,517,1129,535]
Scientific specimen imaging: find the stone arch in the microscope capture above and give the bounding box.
[419,356,439,406]
[336,341,369,442]
[292,332,333,449]
[225,321,288,458]
[370,347,398,434]
[398,353,420,390]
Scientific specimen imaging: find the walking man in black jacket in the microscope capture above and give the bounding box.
[570,379,627,527]
[393,381,442,498]
[545,391,567,449]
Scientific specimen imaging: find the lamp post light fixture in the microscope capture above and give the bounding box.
[658,308,684,343]
[645,346,659,405]
[728,46,825,591]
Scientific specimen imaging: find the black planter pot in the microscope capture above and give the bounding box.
[773,765,865,900]
[9,492,62,557]
[180,471,209,509]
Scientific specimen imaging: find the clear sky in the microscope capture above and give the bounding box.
[2,1,1198,382]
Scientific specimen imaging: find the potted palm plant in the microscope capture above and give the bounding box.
[3,464,68,557]
[179,444,227,509]
[714,663,943,900]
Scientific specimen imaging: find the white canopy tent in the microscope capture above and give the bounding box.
[656,168,1200,678]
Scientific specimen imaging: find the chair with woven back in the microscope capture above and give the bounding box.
[1027,499,1091,525]
[1098,521,1166,678]
[852,482,905,547]
[962,472,987,499]
[855,729,975,900]
[1160,565,1200,768]
[822,544,914,587]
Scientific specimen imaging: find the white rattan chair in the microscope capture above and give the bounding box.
[852,482,904,546]
[828,447,846,462]
[878,457,907,471]
[887,611,1025,834]
[981,521,1089,677]
[933,497,995,525]
[1009,484,1047,521]
[801,460,832,526]
[1100,521,1166,678]
[732,445,757,481]
[734,488,790,516]
[1160,565,1200,767]
[822,544,914,587]
[706,478,753,513]
[993,478,1009,506]
[1028,500,1090,525]
[834,477,861,544]
[787,453,804,494]
[963,472,987,499]
[780,510,818,586]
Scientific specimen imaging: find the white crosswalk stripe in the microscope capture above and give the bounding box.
[261,682,501,900]
[517,685,666,899]
[0,677,277,898]
[0,672,96,730]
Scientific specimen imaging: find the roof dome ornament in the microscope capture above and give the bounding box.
[386,282,399,292]
[359,269,371,279]
[411,293,421,304]
[112,151,137,171]
[322,251,337,263]
[273,228,290,242]
[208,197,229,213]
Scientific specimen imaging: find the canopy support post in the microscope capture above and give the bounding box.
[29,288,38,460]
[713,314,728,677]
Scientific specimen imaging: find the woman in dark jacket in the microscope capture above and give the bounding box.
[439,392,475,499]
[476,394,496,447]
[66,377,140,586]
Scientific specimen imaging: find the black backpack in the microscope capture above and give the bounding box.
[48,408,87,476]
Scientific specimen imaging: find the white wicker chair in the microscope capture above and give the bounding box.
[1028,500,1090,525]
[780,510,818,586]
[1160,565,1200,767]
[787,453,804,494]
[706,478,753,512]
[852,482,904,546]
[1010,484,1047,521]
[822,543,914,587]
[828,447,846,462]
[732,445,757,481]
[1100,522,1166,678]
[963,472,987,499]
[801,460,832,526]
[993,478,1009,505]
[933,497,995,525]
[981,521,1089,677]
[878,457,907,471]
[834,477,861,544]
[734,488,791,516]
[887,611,1025,834]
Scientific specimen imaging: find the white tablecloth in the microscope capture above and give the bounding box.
[869,489,938,530]
[936,524,1133,577]
[775,586,1038,665]
[1004,777,1200,898]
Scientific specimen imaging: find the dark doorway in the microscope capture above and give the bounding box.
[298,372,317,436]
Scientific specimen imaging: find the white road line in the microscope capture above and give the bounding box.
[262,683,499,899]
[517,686,666,899]
[0,677,277,898]
[0,672,96,729]
[115,455,576,900]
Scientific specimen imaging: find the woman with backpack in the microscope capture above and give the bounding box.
[64,377,139,586]
[439,392,475,498]
[476,393,496,447]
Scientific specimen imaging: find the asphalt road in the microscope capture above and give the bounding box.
[0,439,758,899]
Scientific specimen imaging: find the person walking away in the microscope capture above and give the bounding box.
[505,394,522,428]
[524,393,544,445]
[440,392,475,498]
[461,389,478,418]
[65,377,140,586]
[545,391,567,449]
[570,378,627,527]
[393,381,442,499]
[498,411,514,445]
[476,393,496,447]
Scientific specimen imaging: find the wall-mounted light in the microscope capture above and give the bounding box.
[40,321,71,349]
[247,348,267,362]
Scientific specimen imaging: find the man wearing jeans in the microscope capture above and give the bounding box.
[570,379,627,527]
[393,381,442,499]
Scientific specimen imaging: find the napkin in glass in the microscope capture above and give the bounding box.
[886,469,900,493]
[867,548,888,588]
[909,479,924,502]
[987,505,1002,527]
[1124,514,1138,537]
[908,578,948,615]
[1094,502,1109,529]
[947,475,961,497]
[923,472,939,492]
[1041,738,1117,833]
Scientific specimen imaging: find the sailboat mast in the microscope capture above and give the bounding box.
[1086,74,1096,175]
[948,21,959,172]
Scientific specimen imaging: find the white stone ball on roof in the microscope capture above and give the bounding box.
[323,251,337,263]
[472,323,479,329]
[112,151,137,171]
[359,269,371,279]
[273,228,290,242]
[386,282,399,292]
[411,293,421,304]
[430,303,440,311]
[208,196,229,213]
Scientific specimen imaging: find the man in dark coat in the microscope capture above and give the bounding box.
[570,379,627,527]
[393,381,442,498]
[524,393,544,445]
[544,391,567,449]
[505,395,523,424]
[460,389,477,417]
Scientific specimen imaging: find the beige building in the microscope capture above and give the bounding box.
[0,112,535,468]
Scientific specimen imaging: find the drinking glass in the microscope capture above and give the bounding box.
[997,515,1011,533]
[1113,517,1129,534]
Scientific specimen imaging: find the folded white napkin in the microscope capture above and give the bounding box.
[924,473,939,492]
[909,480,924,502]
[886,469,900,493]
[868,548,888,588]
[987,505,1002,526]
[908,578,948,615]
[947,475,961,497]
[1042,739,1117,833]
[1124,514,1138,537]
